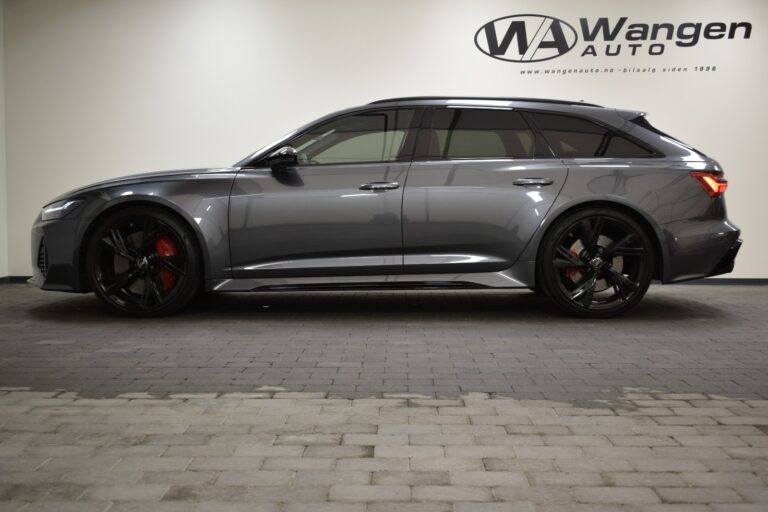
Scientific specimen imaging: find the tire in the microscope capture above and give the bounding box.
[85,206,201,317]
[537,207,654,318]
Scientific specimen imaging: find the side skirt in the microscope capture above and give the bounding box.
[207,263,534,292]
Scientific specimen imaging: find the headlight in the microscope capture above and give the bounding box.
[41,199,84,221]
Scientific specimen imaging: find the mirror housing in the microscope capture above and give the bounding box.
[266,146,298,169]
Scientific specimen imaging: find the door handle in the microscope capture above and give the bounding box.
[359,181,400,191]
[513,177,554,187]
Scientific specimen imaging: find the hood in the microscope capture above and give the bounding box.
[48,167,235,203]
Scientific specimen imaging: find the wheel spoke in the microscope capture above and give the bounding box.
[570,273,597,306]
[613,246,645,256]
[103,269,140,295]
[553,246,588,269]
[603,268,626,299]
[605,267,638,292]
[102,228,135,259]
[553,259,588,269]
[147,275,164,303]
[580,217,603,256]
[156,258,186,276]
[141,218,162,251]
[603,232,644,258]
[139,278,152,308]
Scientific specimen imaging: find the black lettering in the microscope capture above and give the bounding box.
[606,44,620,56]
[676,23,702,47]
[536,20,571,56]
[626,23,649,41]
[580,17,627,41]
[484,21,528,55]
[649,43,665,55]
[728,22,752,39]
[704,22,726,39]
[629,43,641,56]
[650,23,674,40]
[581,44,597,56]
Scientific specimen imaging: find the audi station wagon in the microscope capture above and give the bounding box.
[31,97,741,317]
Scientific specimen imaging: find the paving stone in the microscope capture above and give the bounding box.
[655,487,743,503]
[368,504,452,512]
[572,486,661,503]
[294,470,371,486]
[81,484,170,501]
[528,471,604,486]
[329,484,410,502]
[411,485,493,502]
[449,470,528,487]
[20,502,113,512]
[215,470,294,486]
[336,458,409,472]
[373,471,448,486]
[375,446,444,458]
[410,457,485,471]
[604,471,686,487]
[631,459,709,472]
[261,457,336,470]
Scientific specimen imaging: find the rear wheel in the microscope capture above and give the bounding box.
[537,208,654,318]
[85,206,200,316]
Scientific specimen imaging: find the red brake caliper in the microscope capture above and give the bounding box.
[562,249,582,280]
[154,238,178,290]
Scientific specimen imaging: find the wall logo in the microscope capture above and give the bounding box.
[475,14,752,63]
[475,15,578,62]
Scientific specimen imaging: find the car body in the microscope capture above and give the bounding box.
[30,97,742,316]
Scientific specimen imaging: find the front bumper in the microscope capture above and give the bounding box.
[30,215,90,293]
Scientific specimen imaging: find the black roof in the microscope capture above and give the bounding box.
[369,96,603,108]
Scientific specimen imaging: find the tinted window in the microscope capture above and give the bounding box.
[416,108,542,160]
[530,112,655,158]
[290,109,416,165]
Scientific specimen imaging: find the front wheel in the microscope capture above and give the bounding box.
[85,206,200,317]
[537,208,654,318]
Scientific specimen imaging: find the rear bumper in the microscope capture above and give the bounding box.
[707,239,742,277]
[662,218,741,283]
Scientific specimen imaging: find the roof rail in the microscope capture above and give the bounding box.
[368,96,603,108]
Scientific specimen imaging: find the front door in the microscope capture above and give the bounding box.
[229,108,419,278]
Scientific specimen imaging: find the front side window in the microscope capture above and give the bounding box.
[415,108,542,160]
[289,109,416,165]
[529,112,656,158]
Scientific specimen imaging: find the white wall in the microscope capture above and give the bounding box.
[3,0,767,277]
[0,0,7,279]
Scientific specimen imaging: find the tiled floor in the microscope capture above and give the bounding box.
[1,283,767,510]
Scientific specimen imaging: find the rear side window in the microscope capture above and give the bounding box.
[530,112,656,158]
[416,108,545,160]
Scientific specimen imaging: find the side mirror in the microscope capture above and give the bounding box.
[266,146,298,169]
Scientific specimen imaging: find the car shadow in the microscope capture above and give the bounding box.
[25,286,734,325]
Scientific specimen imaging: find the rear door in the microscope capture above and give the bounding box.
[402,107,567,274]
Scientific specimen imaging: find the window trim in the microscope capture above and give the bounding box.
[412,107,556,162]
[250,107,424,169]
[523,109,665,159]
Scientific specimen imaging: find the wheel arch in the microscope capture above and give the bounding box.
[529,198,667,283]
[77,197,209,292]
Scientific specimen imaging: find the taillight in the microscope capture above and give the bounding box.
[690,172,728,198]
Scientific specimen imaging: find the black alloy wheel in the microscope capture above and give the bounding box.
[538,207,654,318]
[86,206,200,316]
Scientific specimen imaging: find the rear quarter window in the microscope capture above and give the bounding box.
[529,112,656,158]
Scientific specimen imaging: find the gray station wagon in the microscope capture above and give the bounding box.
[31,97,741,317]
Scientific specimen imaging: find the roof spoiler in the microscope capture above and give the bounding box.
[615,109,647,120]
